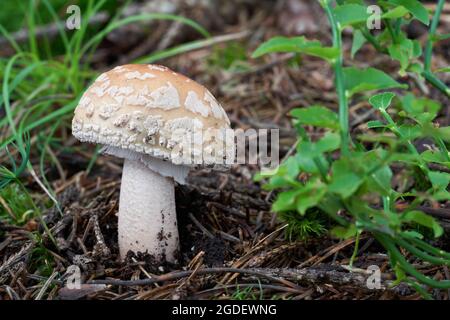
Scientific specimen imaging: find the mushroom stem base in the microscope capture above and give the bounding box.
[118,158,179,262]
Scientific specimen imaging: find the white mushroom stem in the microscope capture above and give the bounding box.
[118,158,179,262]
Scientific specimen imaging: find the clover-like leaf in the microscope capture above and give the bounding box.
[369,92,396,110]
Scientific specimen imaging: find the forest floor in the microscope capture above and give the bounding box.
[1,0,449,300]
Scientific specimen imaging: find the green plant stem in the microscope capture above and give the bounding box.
[421,0,450,98]
[436,33,450,41]
[405,235,450,260]
[349,231,361,268]
[360,28,386,53]
[394,19,402,38]
[405,278,433,300]
[385,20,399,44]
[382,195,391,212]
[424,0,445,72]
[322,0,350,156]
[422,71,450,97]
[435,137,450,162]
[396,238,450,266]
[404,279,433,300]
[376,233,450,289]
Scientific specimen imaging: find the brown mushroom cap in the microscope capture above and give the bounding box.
[72,64,233,167]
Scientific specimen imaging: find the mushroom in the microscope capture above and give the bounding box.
[72,64,234,262]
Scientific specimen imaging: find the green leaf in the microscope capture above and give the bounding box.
[294,151,321,174]
[382,5,409,19]
[401,230,424,239]
[285,156,300,178]
[318,194,343,217]
[437,33,450,41]
[252,36,339,61]
[289,135,339,179]
[387,37,422,75]
[400,93,440,124]
[369,92,396,110]
[397,124,423,140]
[436,67,450,73]
[355,150,394,197]
[401,93,440,115]
[291,105,340,129]
[293,132,340,175]
[295,179,327,215]
[388,152,420,164]
[433,190,450,202]
[407,62,424,74]
[389,0,430,25]
[428,171,450,190]
[368,164,393,196]
[316,132,341,152]
[295,143,329,174]
[329,158,364,198]
[412,39,422,57]
[334,4,370,27]
[388,44,408,74]
[331,224,358,239]
[393,263,407,285]
[343,67,407,96]
[421,150,450,167]
[271,178,327,214]
[272,189,300,212]
[367,120,386,128]
[266,175,290,189]
[255,166,282,181]
[437,127,450,143]
[351,29,367,58]
[402,210,443,238]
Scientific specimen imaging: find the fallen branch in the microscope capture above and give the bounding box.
[88,265,405,293]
